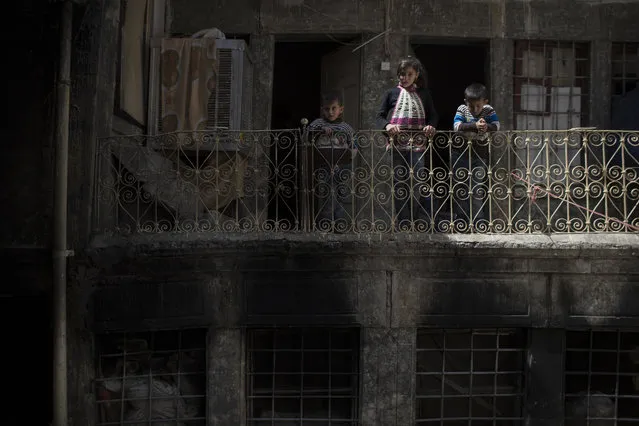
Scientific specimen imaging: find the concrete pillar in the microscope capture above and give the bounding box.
[490,37,514,131]
[590,40,612,129]
[207,328,246,425]
[360,327,417,425]
[359,33,407,130]
[525,329,565,425]
[251,34,275,129]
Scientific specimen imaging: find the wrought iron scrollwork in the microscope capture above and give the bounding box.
[93,129,639,235]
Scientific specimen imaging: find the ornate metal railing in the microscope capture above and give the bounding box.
[92,129,639,235]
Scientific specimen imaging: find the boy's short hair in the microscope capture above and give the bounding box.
[464,83,489,101]
[321,90,343,106]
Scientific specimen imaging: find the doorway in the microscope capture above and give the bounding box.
[270,37,362,226]
[271,38,361,130]
[412,42,489,131]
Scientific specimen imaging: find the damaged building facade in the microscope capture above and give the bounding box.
[6,0,639,425]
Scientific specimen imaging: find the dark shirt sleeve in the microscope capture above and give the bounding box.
[419,88,439,128]
[457,122,498,132]
[375,89,394,130]
[458,122,478,132]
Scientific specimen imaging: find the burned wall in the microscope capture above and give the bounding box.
[72,233,639,425]
[85,233,639,332]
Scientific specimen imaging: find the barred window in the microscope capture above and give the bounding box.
[96,329,207,425]
[612,43,639,100]
[247,328,360,425]
[514,41,590,130]
[564,330,639,425]
[611,42,638,130]
[416,328,527,425]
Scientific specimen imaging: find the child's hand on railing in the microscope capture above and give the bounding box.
[422,125,436,137]
[385,124,401,135]
[476,118,487,133]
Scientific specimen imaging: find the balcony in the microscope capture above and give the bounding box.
[92,129,639,237]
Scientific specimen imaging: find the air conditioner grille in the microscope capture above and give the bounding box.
[208,48,233,129]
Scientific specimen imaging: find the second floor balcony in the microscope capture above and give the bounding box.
[92,128,639,238]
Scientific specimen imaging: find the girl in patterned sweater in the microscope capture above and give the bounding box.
[376,57,439,229]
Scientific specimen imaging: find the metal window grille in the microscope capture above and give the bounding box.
[247,328,360,425]
[415,328,527,424]
[95,329,207,425]
[514,41,590,130]
[564,330,639,425]
[240,44,254,130]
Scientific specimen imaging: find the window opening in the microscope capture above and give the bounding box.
[247,327,360,425]
[514,40,590,131]
[565,330,639,425]
[612,42,638,102]
[416,328,527,424]
[96,329,207,425]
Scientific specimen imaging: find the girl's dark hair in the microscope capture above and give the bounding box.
[396,56,427,88]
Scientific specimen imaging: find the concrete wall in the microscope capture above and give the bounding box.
[3,0,119,271]
[88,233,639,331]
[169,0,639,130]
[64,2,122,424]
[70,232,639,425]
[68,0,120,250]
[171,0,639,41]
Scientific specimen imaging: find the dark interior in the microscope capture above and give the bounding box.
[269,40,348,225]
[271,41,346,129]
[413,43,489,131]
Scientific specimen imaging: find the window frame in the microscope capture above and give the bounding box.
[513,40,591,130]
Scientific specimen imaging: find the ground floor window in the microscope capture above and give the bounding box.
[247,327,360,425]
[95,329,207,425]
[415,328,527,424]
[564,329,639,425]
[91,325,638,424]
